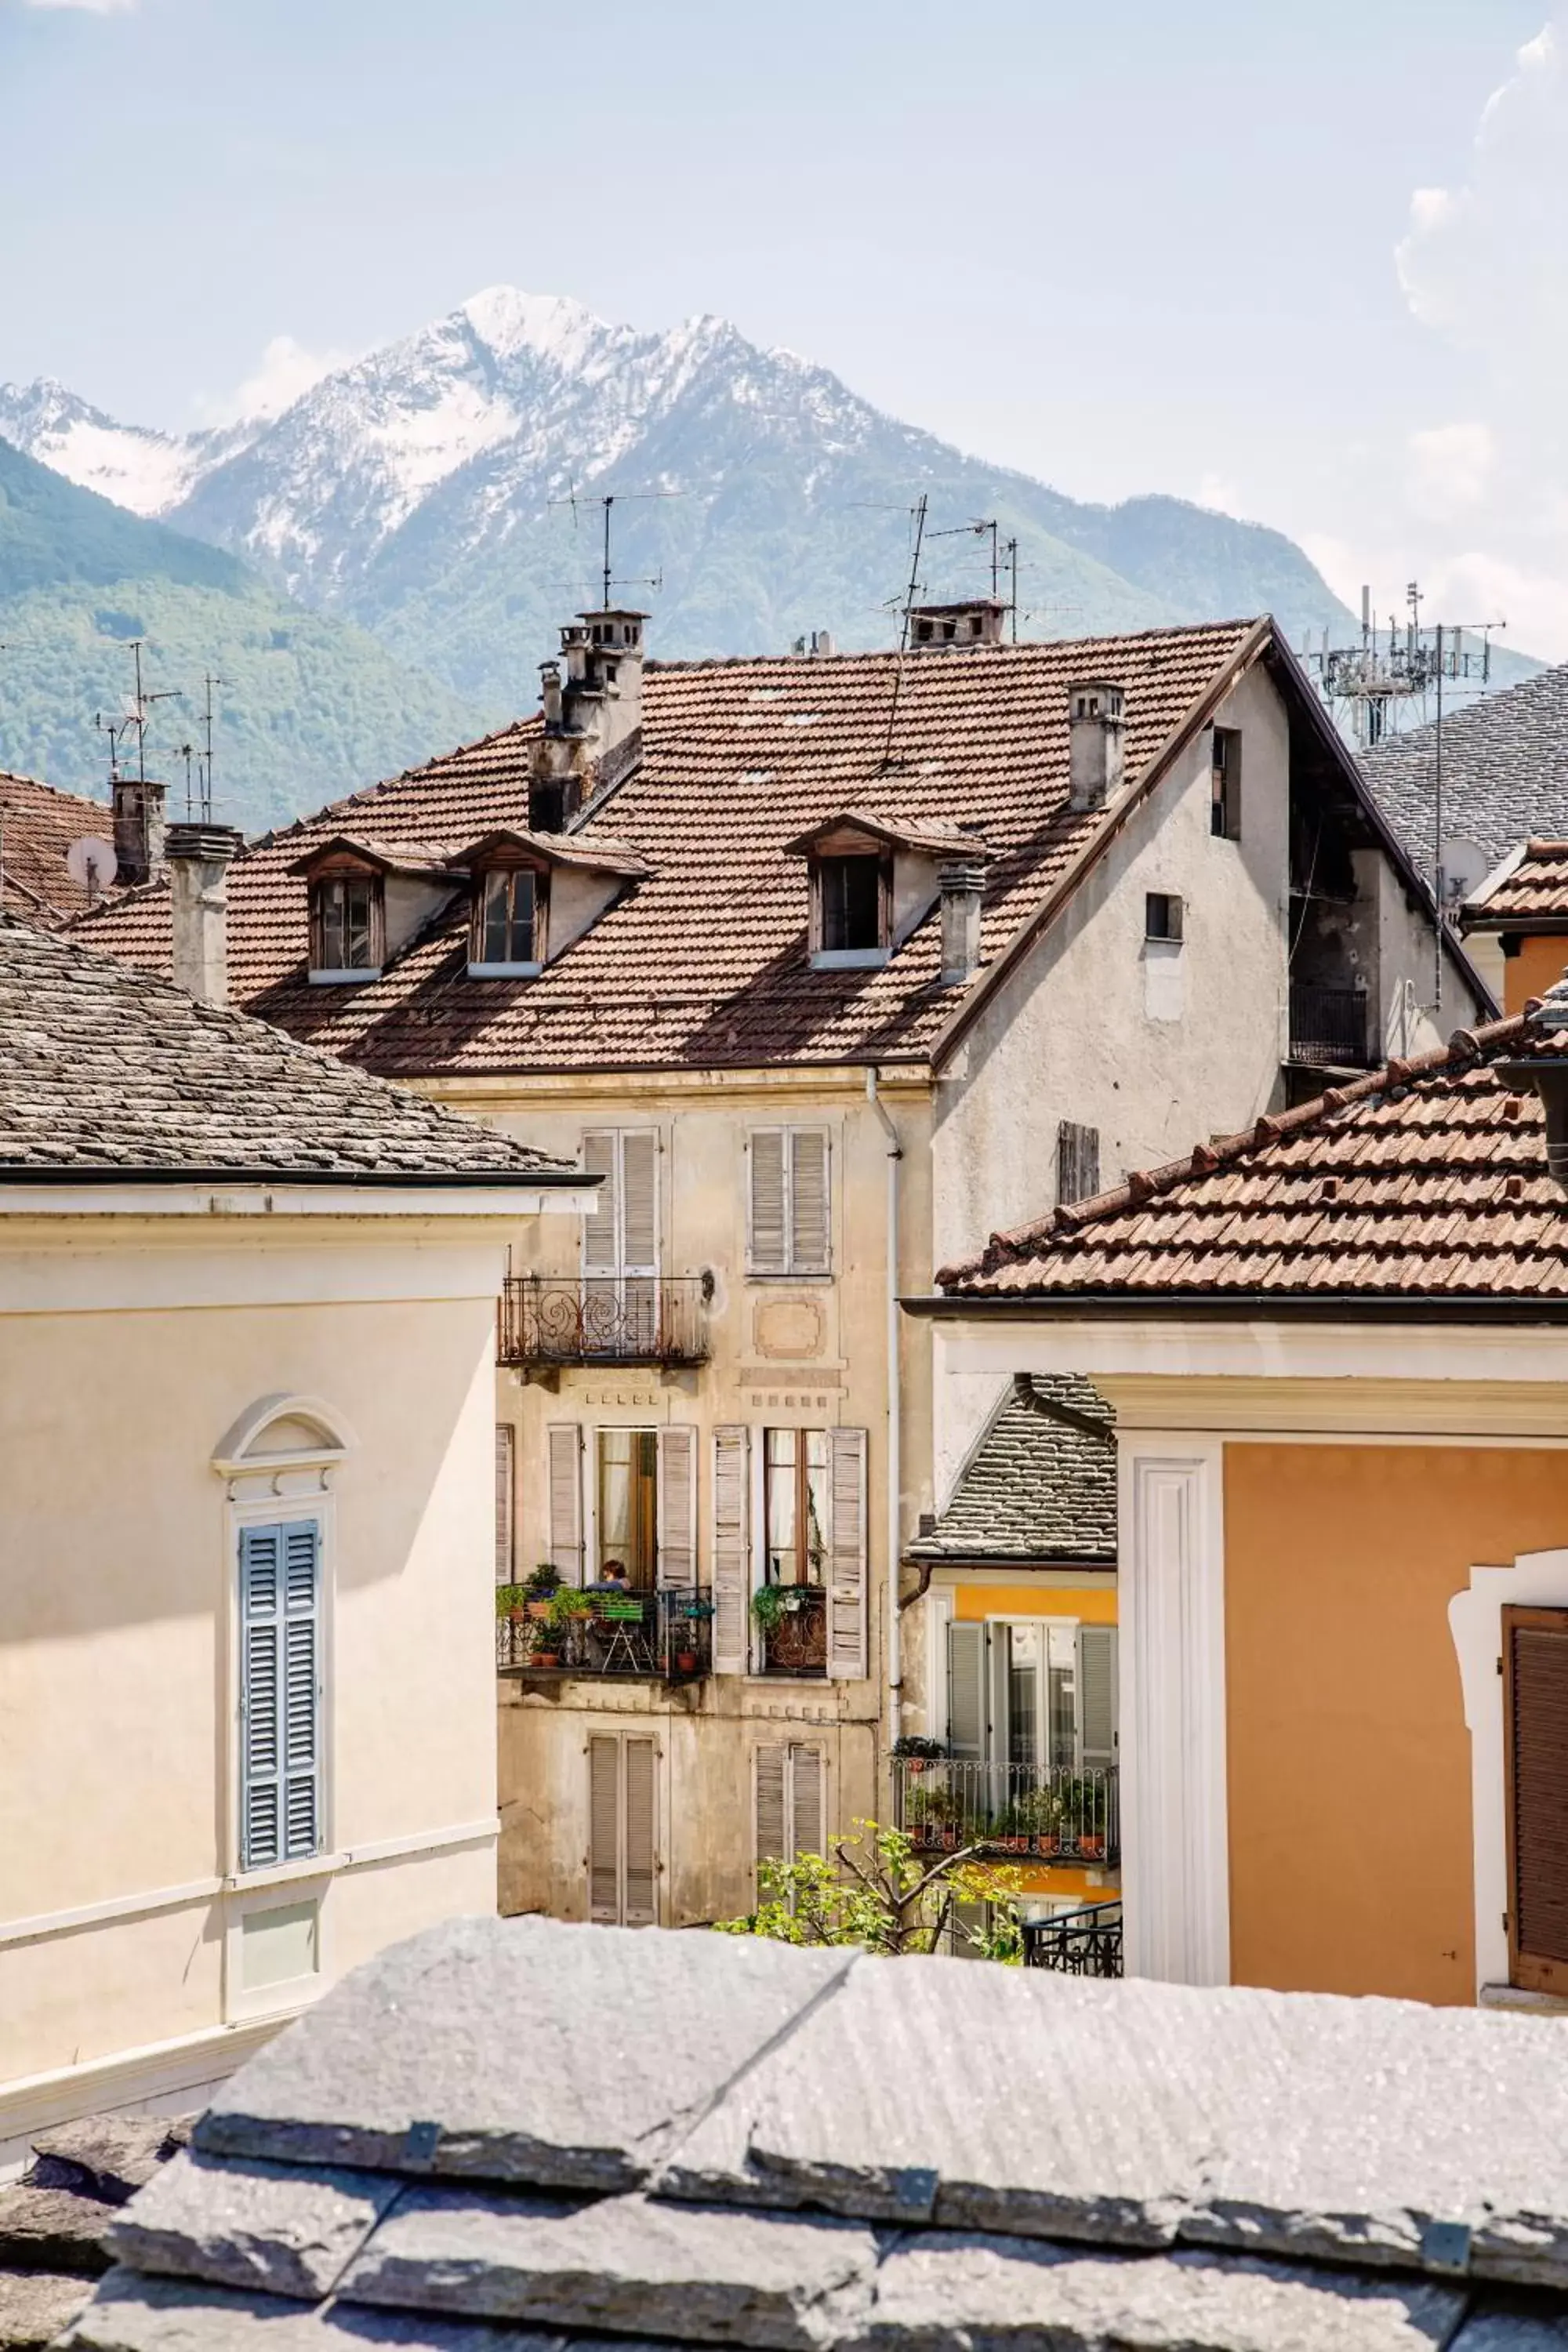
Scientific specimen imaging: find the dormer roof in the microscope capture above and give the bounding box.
[446,827,650,880]
[782,809,996,861]
[285,835,462,880]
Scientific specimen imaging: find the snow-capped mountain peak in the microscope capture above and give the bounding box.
[459,286,609,370]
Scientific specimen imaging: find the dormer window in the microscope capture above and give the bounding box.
[310,873,383,983]
[786,808,994,975]
[470,861,546,977]
[820,855,885,955]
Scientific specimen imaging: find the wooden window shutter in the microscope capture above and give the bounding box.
[1077,1624,1118,1771]
[495,1425,516,1584]
[1504,1605,1568,1994]
[754,1743,826,1891]
[622,1735,657,1926]
[826,1427,869,1681]
[656,1426,697,1588]
[947,1621,985,1761]
[620,1133,659,1277]
[748,1131,789,1274]
[547,1425,584,1581]
[582,1131,619,1276]
[754,1744,788,1879]
[588,1735,621,1922]
[281,1523,323,1862]
[711,1426,752,1673]
[240,1521,321,1871]
[790,1742,825,1859]
[1057,1122,1101,1208]
[789,1131,831,1274]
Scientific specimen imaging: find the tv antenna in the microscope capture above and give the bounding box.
[877,492,930,774]
[94,639,183,789]
[548,485,684,607]
[927,516,1022,641]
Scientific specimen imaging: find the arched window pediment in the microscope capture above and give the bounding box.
[212,1393,355,1486]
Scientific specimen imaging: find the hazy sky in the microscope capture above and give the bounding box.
[2,0,1566,649]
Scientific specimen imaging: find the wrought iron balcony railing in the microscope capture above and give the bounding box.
[1022,1899,1123,1976]
[758,1584,827,1678]
[1289,982,1370,1069]
[892,1759,1120,1866]
[498,1275,711,1369]
[496,1587,713,1680]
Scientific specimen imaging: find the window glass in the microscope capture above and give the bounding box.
[318,877,376,970]
[481,868,536,964]
[819,856,883,952]
[596,1428,657,1590]
[764,1427,829,1584]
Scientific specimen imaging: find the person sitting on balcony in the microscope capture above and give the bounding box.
[597,1559,630,1592]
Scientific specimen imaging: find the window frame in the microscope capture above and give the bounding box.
[762,1426,832,1588]
[1145,891,1185,944]
[811,849,893,969]
[1210,726,1242,840]
[308,865,384,983]
[468,856,548,977]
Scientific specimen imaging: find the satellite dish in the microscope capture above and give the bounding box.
[66,837,118,897]
[1442,837,1489,907]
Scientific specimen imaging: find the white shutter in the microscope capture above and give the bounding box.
[790,1742,825,1859]
[755,1742,826,1893]
[623,1734,657,1926]
[620,1133,658,1275]
[712,1426,751,1674]
[754,1744,788,1878]
[495,1425,515,1584]
[582,1131,619,1276]
[826,1427,868,1681]
[1078,1624,1118,1770]
[656,1425,697,1588]
[748,1131,789,1273]
[588,1735,621,1922]
[547,1425,584,1581]
[947,1622,985,1761]
[789,1131,830,1274]
[241,1521,321,1872]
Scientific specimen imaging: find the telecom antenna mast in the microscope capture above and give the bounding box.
[1304,583,1503,750]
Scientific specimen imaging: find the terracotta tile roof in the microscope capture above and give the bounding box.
[1361,661,1568,869]
[906,1374,1116,1565]
[0,770,117,926]
[935,1011,1568,1304]
[0,916,577,1184]
[1463,839,1568,931]
[67,626,1264,1078]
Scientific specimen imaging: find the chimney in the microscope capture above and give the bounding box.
[1068,679,1126,811]
[165,821,244,1006]
[539,660,563,729]
[112,776,167,886]
[938,858,986,985]
[530,609,647,830]
[909,600,1007,651]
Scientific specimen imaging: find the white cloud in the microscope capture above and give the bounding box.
[1406,422,1496,522]
[196,334,354,426]
[1196,472,1243,517]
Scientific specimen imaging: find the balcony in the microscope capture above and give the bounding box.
[498,1276,711,1370]
[757,1584,827,1677]
[892,1759,1120,1866]
[1022,1900,1123,1977]
[496,1588,713,1681]
[1288,982,1370,1069]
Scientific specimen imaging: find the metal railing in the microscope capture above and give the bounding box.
[892,1759,1120,1864]
[1289,983,1370,1069]
[497,1276,711,1368]
[1022,1900,1123,1976]
[496,1588,713,1680]
[759,1586,828,1676]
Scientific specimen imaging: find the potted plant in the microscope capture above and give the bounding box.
[524,1562,561,1621]
[750,1584,791,1631]
[893,1734,947,1776]
[495,1582,530,1624]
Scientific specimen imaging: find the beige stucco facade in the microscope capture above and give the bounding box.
[0,1198,578,2165]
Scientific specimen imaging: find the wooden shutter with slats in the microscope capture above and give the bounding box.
[1077,1625,1118,1770]
[588,1734,621,1922]
[1057,1121,1101,1208]
[622,1735,657,1926]
[754,1742,826,1893]
[620,1132,658,1276]
[582,1132,619,1276]
[240,1520,321,1871]
[789,1131,830,1274]
[826,1426,868,1681]
[790,1741,825,1858]
[547,1425,584,1581]
[1504,1605,1568,1994]
[748,1131,789,1273]
[754,1744,788,1880]
[656,1426,697,1588]
[947,1622,985,1761]
[712,1426,751,1673]
[587,1732,658,1926]
[495,1425,515,1584]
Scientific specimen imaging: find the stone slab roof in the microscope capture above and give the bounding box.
[1464,840,1568,931]
[906,1375,1116,1566]
[935,1011,1568,1303]
[0,2113,185,2348]
[1360,663,1568,870]
[65,625,1268,1079]
[64,1915,1568,2350]
[0,769,116,928]
[0,917,576,1185]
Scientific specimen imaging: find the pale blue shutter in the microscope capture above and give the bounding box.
[240,1522,321,1871]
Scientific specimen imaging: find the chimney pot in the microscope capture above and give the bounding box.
[165,821,243,1006]
[1068,677,1126,811]
[540,662,564,729]
[112,776,168,886]
[938,857,986,985]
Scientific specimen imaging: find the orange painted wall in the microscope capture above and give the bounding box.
[1223,1443,1568,2005]
[1502,933,1568,1016]
[952,1583,1117,1624]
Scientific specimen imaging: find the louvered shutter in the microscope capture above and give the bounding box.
[281,1525,322,1861]
[748,1131,789,1274]
[583,1132,619,1276]
[712,1425,751,1674]
[826,1427,868,1681]
[789,1131,831,1274]
[1505,1606,1568,1994]
[947,1622,985,1761]
[588,1735,621,1922]
[622,1735,657,1926]
[239,1526,283,1871]
[656,1426,697,1588]
[547,1425,584,1580]
[495,1425,515,1584]
[1077,1625,1118,1770]
[620,1132,659,1349]
[790,1743,825,1859]
[754,1744,788,1878]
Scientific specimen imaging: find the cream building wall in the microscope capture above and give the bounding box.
[0,1213,537,2166]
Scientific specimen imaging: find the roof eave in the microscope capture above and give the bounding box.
[902,1288,1568,1323]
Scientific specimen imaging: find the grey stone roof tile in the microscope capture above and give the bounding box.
[1361,665,1568,870]
[906,1376,1115,1565]
[105,2151,401,2303]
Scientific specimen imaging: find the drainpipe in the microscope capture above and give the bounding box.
[866,1069,904,1750]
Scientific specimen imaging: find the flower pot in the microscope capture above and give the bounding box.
[1081,1835,1105,1860]
[1038,1835,1060,1856]
[526,1601,552,1621]
[675,1651,698,1674]
[532,1650,561,1670]
[906,1758,927,1774]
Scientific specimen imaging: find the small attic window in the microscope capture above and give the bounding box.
[470,862,547,977]
[816,853,888,965]
[310,872,383,983]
